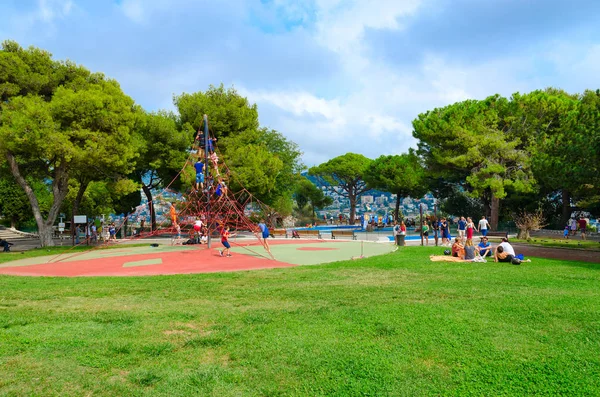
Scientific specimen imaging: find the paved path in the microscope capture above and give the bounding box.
[513,243,600,264]
[0,226,70,251]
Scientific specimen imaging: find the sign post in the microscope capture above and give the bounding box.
[73,215,87,246]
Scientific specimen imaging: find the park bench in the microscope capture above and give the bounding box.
[295,230,322,239]
[271,229,288,238]
[484,231,509,240]
[331,230,357,240]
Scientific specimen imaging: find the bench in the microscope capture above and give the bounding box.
[271,229,288,238]
[483,231,509,240]
[331,230,357,240]
[295,230,322,239]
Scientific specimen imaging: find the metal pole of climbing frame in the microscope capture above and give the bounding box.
[204,114,211,249]
[420,203,424,246]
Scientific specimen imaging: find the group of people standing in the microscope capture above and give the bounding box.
[564,217,588,240]
[419,215,491,246]
[456,216,491,241]
[85,220,117,244]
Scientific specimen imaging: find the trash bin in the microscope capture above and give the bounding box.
[396,234,406,246]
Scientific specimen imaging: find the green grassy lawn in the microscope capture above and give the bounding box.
[1,247,599,396]
[514,237,600,251]
[0,244,151,265]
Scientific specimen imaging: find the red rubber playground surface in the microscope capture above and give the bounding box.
[0,239,395,277]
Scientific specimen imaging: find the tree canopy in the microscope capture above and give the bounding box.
[0,41,138,245]
[413,95,536,229]
[363,151,427,221]
[309,153,371,224]
[294,177,333,220]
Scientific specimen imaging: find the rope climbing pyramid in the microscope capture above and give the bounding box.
[167,114,276,260]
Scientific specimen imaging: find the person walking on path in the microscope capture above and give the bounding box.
[441,218,451,246]
[578,217,587,240]
[393,221,401,246]
[570,217,578,236]
[457,217,467,242]
[422,222,430,245]
[478,216,490,237]
[466,217,476,240]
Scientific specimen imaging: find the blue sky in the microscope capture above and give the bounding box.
[1,0,599,165]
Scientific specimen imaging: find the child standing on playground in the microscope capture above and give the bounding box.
[258,220,271,253]
[220,226,234,257]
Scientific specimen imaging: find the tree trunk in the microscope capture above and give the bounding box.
[349,192,356,225]
[5,151,69,247]
[561,189,572,226]
[490,194,500,231]
[10,216,16,229]
[141,184,156,233]
[72,181,89,219]
[395,195,402,222]
[517,229,530,240]
[122,214,129,238]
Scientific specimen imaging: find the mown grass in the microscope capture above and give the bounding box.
[0,246,599,396]
[514,237,600,251]
[0,243,151,264]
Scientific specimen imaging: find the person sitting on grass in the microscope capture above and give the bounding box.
[498,237,515,257]
[477,237,492,257]
[464,239,476,260]
[494,246,514,263]
[451,237,465,259]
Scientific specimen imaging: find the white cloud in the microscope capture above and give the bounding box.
[38,0,73,22]
[5,0,596,166]
[119,0,145,23]
[242,0,426,164]
[313,0,421,54]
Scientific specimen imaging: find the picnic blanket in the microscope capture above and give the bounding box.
[429,255,468,262]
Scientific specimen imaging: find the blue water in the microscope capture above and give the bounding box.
[298,225,360,231]
[295,225,425,241]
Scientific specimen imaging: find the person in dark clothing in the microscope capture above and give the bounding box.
[0,239,14,252]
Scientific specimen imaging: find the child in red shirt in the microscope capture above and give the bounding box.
[220,226,234,257]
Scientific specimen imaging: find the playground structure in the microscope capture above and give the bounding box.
[56,115,278,261]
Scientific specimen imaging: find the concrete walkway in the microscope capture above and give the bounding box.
[0,226,71,252]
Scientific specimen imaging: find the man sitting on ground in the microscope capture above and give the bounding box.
[494,238,516,263]
[477,237,492,257]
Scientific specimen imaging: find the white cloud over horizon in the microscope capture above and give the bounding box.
[1,0,599,165]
